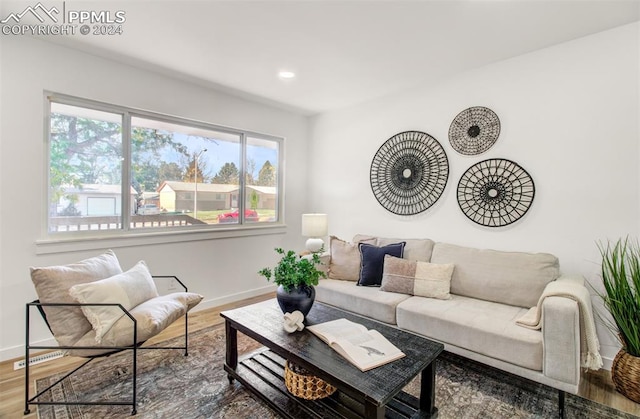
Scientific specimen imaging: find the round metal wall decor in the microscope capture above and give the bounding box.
[457,158,535,227]
[370,131,449,216]
[449,106,501,155]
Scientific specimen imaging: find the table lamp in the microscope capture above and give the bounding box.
[302,213,328,253]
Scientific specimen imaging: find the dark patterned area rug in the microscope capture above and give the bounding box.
[35,324,637,419]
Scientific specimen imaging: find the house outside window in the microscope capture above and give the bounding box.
[46,93,282,236]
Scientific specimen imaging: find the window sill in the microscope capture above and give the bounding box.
[35,224,287,255]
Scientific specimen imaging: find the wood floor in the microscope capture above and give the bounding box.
[1,293,639,418]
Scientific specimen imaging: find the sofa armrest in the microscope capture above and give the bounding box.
[553,273,585,286]
[542,295,581,387]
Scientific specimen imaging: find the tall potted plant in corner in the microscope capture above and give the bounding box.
[259,248,326,317]
[597,237,640,403]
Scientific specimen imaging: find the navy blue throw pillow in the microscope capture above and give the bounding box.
[357,242,406,286]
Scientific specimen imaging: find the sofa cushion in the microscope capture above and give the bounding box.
[316,279,411,324]
[358,242,405,286]
[380,255,454,300]
[69,260,159,343]
[376,237,435,262]
[30,250,123,347]
[328,235,377,281]
[69,292,203,357]
[397,295,543,370]
[430,243,559,308]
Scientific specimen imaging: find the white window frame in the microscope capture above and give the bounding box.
[38,92,285,253]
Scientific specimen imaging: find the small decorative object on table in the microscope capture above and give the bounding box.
[258,248,326,317]
[283,311,305,333]
[596,237,640,403]
[284,360,337,400]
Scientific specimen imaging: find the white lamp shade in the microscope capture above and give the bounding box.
[301,213,328,237]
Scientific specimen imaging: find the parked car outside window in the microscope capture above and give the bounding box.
[138,204,160,215]
[218,209,259,223]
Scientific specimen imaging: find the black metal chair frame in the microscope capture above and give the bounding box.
[24,276,190,416]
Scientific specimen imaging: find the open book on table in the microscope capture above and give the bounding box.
[307,318,405,372]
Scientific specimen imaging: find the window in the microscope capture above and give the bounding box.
[47,94,282,236]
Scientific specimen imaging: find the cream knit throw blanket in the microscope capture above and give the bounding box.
[516,276,603,370]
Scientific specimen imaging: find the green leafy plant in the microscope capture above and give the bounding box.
[258,248,326,291]
[596,237,640,357]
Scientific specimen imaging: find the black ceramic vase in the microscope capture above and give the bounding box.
[276,284,316,318]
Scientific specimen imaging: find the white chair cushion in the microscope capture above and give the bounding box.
[69,292,203,357]
[69,261,159,343]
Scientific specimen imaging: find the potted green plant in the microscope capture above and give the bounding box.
[596,237,640,403]
[258,248,326,317]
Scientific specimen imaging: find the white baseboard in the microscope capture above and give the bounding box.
[192,284,276,313]
[0,285,277,363]
[1,337,59,364]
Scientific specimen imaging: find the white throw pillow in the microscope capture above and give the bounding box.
[69,260,159,343]
[413,261,455,300]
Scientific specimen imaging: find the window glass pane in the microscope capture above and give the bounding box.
[130,117,241,228]
[246,136,279,223]
[47,95,282,237]
[49,103,123,232]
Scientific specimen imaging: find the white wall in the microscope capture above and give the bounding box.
[2,23,638,368]
[0,36,310,360]
[308,23,640,367]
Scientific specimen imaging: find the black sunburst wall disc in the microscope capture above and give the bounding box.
[370,131,449,216]
[457,158,535,227]
[449,106,501,155]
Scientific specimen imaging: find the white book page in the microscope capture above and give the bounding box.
[308,318,369,344]
[308,319,406,371]
[335,331,403,367]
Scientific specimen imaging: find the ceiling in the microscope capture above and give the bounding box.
[15,0,640,115]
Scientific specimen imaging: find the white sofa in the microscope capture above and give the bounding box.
[315,235,589,396]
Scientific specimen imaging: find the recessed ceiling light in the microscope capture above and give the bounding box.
[278,71,296,79]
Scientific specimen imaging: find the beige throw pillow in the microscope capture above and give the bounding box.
[328,236,376,281]
[69,260,159,343]
[380,255,454,300]
[30,250,123,347]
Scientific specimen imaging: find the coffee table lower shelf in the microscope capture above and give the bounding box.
[224,348,434,419]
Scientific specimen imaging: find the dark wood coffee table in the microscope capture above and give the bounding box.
[221,300,443,418]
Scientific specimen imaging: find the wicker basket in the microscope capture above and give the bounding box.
[611,348,640,403]
[284,360,337,400]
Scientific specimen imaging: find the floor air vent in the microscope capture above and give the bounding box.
[13,350,65,370]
